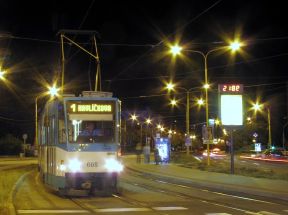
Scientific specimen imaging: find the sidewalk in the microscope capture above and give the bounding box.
[121,155,288,201]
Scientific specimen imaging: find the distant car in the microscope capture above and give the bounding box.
[261,148,286,159]
[202,148,225,157]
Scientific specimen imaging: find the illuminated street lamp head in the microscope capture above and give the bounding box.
[166,82,175,91]
[252,102,262,112]
[146,118,152,125]
[203,83,210,89]
[170,44,182,56]
[229,41,241,52]
[170,99,177,106]
[197,98,204,106]
[130,114,138,121]
[48,85,59,97]
[0,70,5,80]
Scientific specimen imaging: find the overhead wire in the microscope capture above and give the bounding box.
[105,51,288,82]
[119,81,287,100]
[0,115,32,122]
[111,0,224,81]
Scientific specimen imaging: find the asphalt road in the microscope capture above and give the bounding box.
[12,167,288,215]
[0,157,37,170]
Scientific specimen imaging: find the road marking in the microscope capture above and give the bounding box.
[284,210,288,213]
[201,200,254,214]
[258,211,281,215]
[18,209,89,214]
[156,179,274,205]
[94,208,151,212]
[206,213,231,215]
[153,206,188,211]
[202,190,275,204]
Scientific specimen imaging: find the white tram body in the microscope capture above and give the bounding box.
[38,91,123,195]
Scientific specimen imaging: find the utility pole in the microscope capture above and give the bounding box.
[186,91,190,155]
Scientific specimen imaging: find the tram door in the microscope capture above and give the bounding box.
[47,115,56,185]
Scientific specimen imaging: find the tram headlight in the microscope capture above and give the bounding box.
[68,158,82,172]
[59,160,66,171]
[104,158,124,172]
[60,164,66,171]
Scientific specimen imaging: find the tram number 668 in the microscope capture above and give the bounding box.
[87,162,98,167]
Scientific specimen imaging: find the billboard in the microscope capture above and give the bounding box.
[219,84,243,127]
[220,95,243,126]
[155,138,170,163]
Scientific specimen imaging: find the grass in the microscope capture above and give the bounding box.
[170,153,288,181]
[0,165,36,214]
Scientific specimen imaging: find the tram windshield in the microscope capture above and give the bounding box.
[68,119,114,143]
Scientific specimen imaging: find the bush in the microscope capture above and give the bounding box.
[0,134,23,155]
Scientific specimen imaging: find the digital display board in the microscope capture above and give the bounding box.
[219,84,243,93]
[67,101,113,114]
[155,138,170,163]
[220,95,243,126]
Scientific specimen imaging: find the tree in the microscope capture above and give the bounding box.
[0,134,22,155]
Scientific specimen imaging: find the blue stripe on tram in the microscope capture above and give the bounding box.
[56,143,118,152]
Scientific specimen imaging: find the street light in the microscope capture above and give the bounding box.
[166,82,203,154]
[252,102,272,149]
[170,40,242,165]
[130,114,153,147]
[35,84,59,149]
[0,69,5,80]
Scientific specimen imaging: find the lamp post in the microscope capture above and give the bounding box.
[35,85,59,149]
[166,83,203,155]
[170,41,242,165]
[130,114,153,147]
[252,102,272,149]
[283,121,288,149]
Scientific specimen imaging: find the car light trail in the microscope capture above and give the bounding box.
[240,156,288,163]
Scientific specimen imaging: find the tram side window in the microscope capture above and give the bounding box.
[58,104,66,144]
[49,115,56,146]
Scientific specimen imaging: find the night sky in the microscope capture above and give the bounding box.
[0,0,287,145]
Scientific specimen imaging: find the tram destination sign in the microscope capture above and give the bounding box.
[67,101,114,114]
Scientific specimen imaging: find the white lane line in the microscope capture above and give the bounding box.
[201,200,254,214]
[153,206,188,211]
[18,210,89,214]
[201,190,275,204]
[157,179,273,204]
[206,213,232,215]
[94,208,151,212]
[258,211,281,215]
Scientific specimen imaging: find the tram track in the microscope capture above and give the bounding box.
[12,169,171,215]
[125,166,287,204]
[122,167,286,215]
[11,166,288,215]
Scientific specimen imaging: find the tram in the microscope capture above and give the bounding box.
[38,91,123,196]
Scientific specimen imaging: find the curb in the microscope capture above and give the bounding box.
[7,171,33,215]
